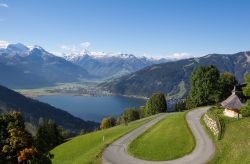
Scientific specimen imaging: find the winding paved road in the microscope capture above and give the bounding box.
[102,107,215,164]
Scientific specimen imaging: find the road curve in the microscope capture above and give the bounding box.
[102,107,215,164]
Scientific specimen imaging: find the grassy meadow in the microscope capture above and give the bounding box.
[202,116,250,164]
[128,112,195,161]
[51,115,156,164]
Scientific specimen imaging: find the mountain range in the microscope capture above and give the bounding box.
[100,51,250,98]
[63,50,169,79]
[0,85,98,133]
[0,43,169,89]
[0,43,91,88]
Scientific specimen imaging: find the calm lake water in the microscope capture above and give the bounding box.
[37,95,146,122]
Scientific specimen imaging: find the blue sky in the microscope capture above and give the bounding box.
[0,0,249,58]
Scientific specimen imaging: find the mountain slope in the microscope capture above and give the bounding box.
[101,51,250,98]
[0,43,91,88]
[0,85,98,133]
[64,51,169,79]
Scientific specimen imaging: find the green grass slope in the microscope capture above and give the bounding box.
[206,116,250,164]
[128,112,195,161]
[51,115,156,164]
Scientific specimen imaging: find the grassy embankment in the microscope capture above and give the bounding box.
[128,112,195,161]
[51,115,156,164]
[201,108,250,164]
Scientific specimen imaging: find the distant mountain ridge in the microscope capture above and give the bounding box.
[0,43,91,88]
[100,51,250,98]
[0,43,170,88]
[63,50,170,79]
[0,85,98,133]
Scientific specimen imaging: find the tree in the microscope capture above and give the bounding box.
[35,118,63,155]
[139,106,146,118]
[240,101,250,117]
[80,129,85,135]
[100,116,116,129]
[240,73,250,117]
[0,112,51,163]
[243,73,250,96]
[145,93,167,116]
[100,118,109,129]
[186,65,221,109]
[174,100,186,112]
[121,108,140,123]
[107,116,116,127]
[219,72,238,101]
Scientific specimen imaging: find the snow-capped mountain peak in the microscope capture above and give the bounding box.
[6,43,29,54]
[29,45,45,51]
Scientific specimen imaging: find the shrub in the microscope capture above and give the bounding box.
[121,108,140,124]
[240,105,250,117]
[206,107,225,140]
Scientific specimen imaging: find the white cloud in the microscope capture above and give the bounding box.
[80,42,91,49]
[0,3,8,8]
[144,52,194,60]
[60,42,91,54]
[0,40,9,48]
[168,52,193,60]
[60,45,71,51]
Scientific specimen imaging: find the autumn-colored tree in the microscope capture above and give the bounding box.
[0,112,51,163]
[100,116,116,129]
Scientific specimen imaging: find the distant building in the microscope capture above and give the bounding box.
[221,85,246,118]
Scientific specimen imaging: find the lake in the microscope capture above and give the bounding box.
[37,95,146,122]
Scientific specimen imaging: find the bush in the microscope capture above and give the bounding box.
[210,106,223,115]
[120,108,140,124]
[206,107,225,140]
[240,105,250,117]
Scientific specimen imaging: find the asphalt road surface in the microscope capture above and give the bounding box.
[102,107,215,164]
